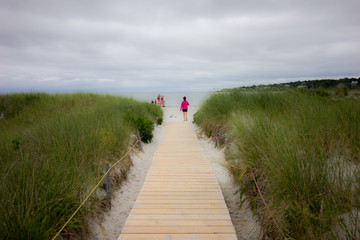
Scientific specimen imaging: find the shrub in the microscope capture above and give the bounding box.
[0,93,43,118]
[124,108,159,143]
[335,86,349,97]
[135,116,154,143]
[313,88,331,97]
[157,117,163,125]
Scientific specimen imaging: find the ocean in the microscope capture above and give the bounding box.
[113,91,211,107]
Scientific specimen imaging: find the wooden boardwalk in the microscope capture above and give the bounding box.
[119,122,237,240]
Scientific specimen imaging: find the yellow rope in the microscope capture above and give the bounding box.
[52,139,139,240]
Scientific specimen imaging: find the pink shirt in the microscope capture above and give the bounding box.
[180,100,189,110]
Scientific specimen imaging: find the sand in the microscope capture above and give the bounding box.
[89,106,262,240]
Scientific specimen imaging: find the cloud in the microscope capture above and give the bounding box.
[0,0,359,93]
[38,77,60,82]
[96,78,115,83]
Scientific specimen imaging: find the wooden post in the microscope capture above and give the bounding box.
[137,130,143,151]
[214,135,219,148]
[105,163,111,209]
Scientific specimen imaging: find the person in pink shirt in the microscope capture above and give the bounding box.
[180,96,189,121]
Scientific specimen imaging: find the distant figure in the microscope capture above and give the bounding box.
[180,96,189,121]
[151,100,154,104]
[161,96,165,107]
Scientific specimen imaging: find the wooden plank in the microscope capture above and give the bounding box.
[124,219,233,227]
[145,179,218,182]
[153,156,205,158]
[138,191,223,196]
[142,184,220,188]
[146,177,217,180]
[133,204,226,209]
[140,189,220,192]
[143,181,219,184]
[148,170,214,172]
[126,215,231,220]
[121,227,236,234]
[135,200,225,204]
[129,208,230,215]
[137,195,224,200]
[119,234,237,240]
[151,163,209,165]
[147,173,215,175]
[144,183,219,185]
[149,168,212,170]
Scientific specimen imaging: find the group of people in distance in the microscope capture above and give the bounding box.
[151,95,190,122]
[152,94,165,107]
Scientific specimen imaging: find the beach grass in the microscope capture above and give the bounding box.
[0,93,163,239]
[194,89,360,239]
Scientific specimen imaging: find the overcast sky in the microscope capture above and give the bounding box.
[0,0,359,93]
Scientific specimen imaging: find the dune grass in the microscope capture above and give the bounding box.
[0,93,163,239]
[194,89,360,239]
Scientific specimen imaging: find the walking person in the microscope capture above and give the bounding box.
[180,96,189,121]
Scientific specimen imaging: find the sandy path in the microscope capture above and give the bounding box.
[90,106,262,240]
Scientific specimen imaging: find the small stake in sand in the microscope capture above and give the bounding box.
[137,130,143,151]
[105,163,111,209]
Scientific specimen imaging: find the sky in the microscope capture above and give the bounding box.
[0,0,359,93]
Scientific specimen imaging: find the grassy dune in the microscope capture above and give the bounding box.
[194,89,360,239]
[0,93,162,239]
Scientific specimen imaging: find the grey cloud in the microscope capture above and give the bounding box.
[0,0,359,92]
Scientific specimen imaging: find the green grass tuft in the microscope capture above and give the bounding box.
[195,89,360,239]
[0,93,163,239]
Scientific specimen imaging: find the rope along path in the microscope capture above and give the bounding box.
[52,139,139,240]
